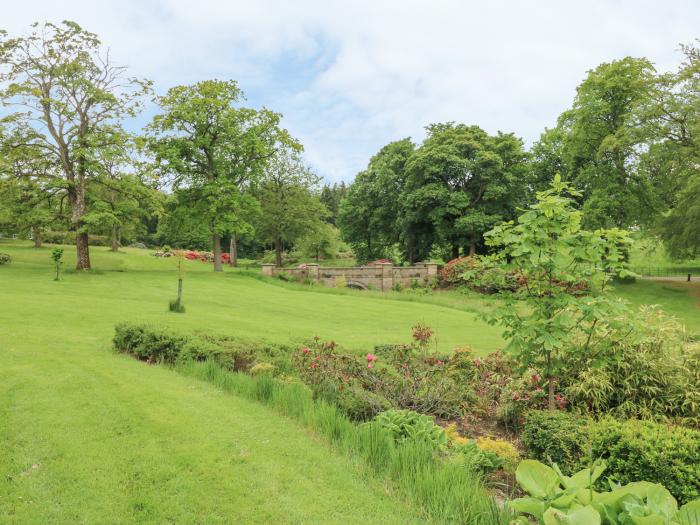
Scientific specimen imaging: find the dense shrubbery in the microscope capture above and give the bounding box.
[373,409,447,452]
[590,417,700,504]
[0,253,10,265]
[113,322,294,374]
[439,256,519,293]
[562,307,700,425]
[521,411,591,473]
[521,410,700,505]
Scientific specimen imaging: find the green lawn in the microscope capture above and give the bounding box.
[0,240,505,524]
[614,280,700,335]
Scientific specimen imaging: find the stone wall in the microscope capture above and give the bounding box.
[261,262,439,291]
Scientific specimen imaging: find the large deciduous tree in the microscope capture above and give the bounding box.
[553,57,657,229]
[0,21,150,269]
[146,79,295,271]
[338,139,414,262]
[256,149,328,267]
[402,124,530,262]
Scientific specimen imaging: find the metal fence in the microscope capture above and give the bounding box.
[630,266,700,279]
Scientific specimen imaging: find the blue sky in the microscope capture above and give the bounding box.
[4,1,700,182]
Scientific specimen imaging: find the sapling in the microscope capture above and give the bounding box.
[51,248,63,281]
[169,250,186,313]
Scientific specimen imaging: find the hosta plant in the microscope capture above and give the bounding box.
[372,409,447,452]
[509,459,700,525]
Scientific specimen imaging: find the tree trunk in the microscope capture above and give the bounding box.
[32,227,42,248]
[76,232,91,270]
[213,233,222,272]
[110,225,119,252]
[177,277,183,306]
[229,234,238,267]
[70,181,91,270]
[275,238,283,267]
[548,376,555,410]
[468,244,476,257]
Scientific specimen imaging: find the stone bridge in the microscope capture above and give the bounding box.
[261,262,439,291]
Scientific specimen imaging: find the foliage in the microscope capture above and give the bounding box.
[454,440,506,474]
[249,362,276,376]
[401,123,531,262]
[338,139,414,262]
[563,306,700,424]
[485,175,634,409]
[146,79,289,271]
[336,384,391,422]
[440,255,518,293]
[475,437,520,470]
[372,409,447,452]
[521,411,591,473]
[168,299,186,313]
[509,459,700,525]
[0,21,151,269]
[0,253,10,265]
[589,418,700,504]
[51,247,64,281]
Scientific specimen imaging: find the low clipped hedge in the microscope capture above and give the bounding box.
[591,417,700,504]
[522,410,700,504]
[113,322,294,374]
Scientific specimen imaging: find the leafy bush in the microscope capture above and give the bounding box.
[476,437,520,470]
[129,242,147,249]
[521,411,591,473]
[454,440,506,474]
[337,385,391,422]
[563,307,700,425]
[373,409,447,452]
[42,230,108,246]
[250,362,276,376]
[0,253,10,265]
[509,459,700,525]
[113,322,188,363]
[590,417,700,504]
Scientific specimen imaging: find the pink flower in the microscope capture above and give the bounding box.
[436,360,444,365]
[531,373,541,384]
[472,358,482,367]
[366,353,377,362]
[535,386,543,393]
[310,362,318,369]
[301,347,311,355]
[367,363,374,369]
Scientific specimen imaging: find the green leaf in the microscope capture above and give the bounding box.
[677,500,700,525]
[645,484,677,518]
[543,505,601,525]
[516,460,560,499]
[509,497,546,520]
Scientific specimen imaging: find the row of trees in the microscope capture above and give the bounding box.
[0,22,332,270]
[339,47,700,262]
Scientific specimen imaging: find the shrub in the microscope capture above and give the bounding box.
[476,437,520,470]
[0,253,10,265]
[337,385,391,422]
[521,410,591,473]
[113,322,187,364]
[130,242,147,249]
[590,417,700,504]
[373,409,447,452]
[563,307,700,425]
[454,441,506,474]
[250,362,276,376]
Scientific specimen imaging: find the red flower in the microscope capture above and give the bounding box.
[366,353,377,362]
[301,347,311,355]
[531,373,541,384]
[310,362,318,369]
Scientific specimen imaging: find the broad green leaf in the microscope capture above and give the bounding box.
[645,484,677,518]
[509,497,546,520]
[516,460,560,499]
[678,500,700,525]
[543,505,601,525]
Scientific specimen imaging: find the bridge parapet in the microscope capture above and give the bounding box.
[262,262,439,291]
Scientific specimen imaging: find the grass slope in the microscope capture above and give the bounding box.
[0,241,504,354]
[0,242,433,523]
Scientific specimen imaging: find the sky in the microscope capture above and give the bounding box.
[3,1,700,182]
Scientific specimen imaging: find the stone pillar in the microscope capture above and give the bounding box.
[307,263,320,282]
[262,264,275,277]
[380,262,393,292]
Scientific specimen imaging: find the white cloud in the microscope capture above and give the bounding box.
[2,0,699,181]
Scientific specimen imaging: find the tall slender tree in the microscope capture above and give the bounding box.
[0,21,150,269]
